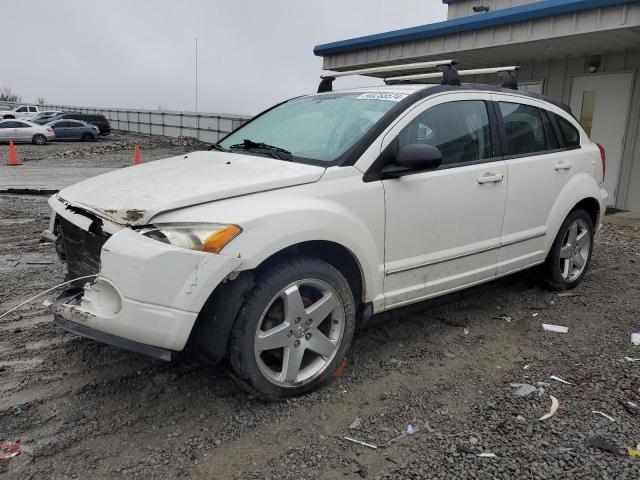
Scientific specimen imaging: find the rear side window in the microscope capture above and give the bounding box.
[399,100,492,167]
[29,106,37,112]
[554,114,580,148]
[499,102,548,155]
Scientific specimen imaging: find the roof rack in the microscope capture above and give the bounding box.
[318,61,521,92]
[385,66,521,90]
[318,59,458,93]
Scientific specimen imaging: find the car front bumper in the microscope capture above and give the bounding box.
[48,223,244,354]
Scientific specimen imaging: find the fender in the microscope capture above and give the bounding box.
[544,172,604,252]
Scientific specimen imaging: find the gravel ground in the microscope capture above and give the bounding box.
[3,132,209,167]
[0,192,639,479]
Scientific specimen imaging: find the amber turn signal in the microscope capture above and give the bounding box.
[202,225,242,253]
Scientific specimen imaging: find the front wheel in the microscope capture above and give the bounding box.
[32,134,47,145]
[81,133,93,141]
[542,208,595,290]
[227,256,356,399]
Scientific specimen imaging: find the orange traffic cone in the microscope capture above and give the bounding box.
[133,145,142,165]
[7,140,21,166]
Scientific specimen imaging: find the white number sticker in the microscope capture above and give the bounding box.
[357,92,407,102]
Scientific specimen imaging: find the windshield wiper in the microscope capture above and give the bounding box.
[228,139,292,161]
[209,143,228,152]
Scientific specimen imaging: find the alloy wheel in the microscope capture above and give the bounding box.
[253,278,345,388]
[559,218,590,282]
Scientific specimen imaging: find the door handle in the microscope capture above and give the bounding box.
[554,161,573,171]
[477,173,504,184]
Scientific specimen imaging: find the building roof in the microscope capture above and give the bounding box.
[313,0,638,56]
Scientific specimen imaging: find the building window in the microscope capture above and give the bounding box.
[578,91,596,137]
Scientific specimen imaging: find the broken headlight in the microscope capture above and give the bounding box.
[139,223,241,254]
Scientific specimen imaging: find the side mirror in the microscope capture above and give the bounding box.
[382,144,442,178]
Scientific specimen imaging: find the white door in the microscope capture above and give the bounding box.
[382,94,507,308]
[569,72,633,205]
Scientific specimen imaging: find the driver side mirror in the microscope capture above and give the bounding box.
[382,144,442,178]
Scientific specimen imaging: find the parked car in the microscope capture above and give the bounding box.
[1,105,40,120]
[0,119,54,144]
[44,113,111,135]
[43,71,607,399]
[48,119,100,141]
[29,110,63,123]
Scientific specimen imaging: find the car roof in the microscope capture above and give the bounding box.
[324,82,571,114]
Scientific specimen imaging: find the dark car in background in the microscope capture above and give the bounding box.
[47,119,100,141]
[36,112,111,135]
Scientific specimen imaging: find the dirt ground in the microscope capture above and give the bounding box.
[1,150,640,478]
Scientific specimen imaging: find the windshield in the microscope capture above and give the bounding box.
[218,92,404,163]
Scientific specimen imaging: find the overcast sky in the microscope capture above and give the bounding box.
[4,1,447,115]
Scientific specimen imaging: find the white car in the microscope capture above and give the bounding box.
[1,105,40,120]
[0,119,54,144]
[44,73,607,398]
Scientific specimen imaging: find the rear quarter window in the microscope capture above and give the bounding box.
[554,114,580,148]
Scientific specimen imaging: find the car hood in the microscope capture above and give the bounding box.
[56,150,326,226]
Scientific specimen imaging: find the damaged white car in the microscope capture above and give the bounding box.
[45,62,607,399]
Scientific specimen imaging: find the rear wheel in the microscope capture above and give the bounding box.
[543,208,594,290]
[32,134,47,145]
[227,256,356,399]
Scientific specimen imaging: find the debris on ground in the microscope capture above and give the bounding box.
[0,441,22,461]
[618,400,638,415]
[592,411,615,422]
[343,436,377,450]
[632,333,640,346]
[539,395,559,421]
[349,417,362,430]
[494,314,512,323]
[624,357,640,362]
[510,383,544,397]
[13,405,23,415]
[476,452,497,458]
[542,324,569,333]
[588,436,623,455]
[550,375,574,385]
[627,446,640,458]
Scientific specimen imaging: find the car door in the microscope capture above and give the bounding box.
[14,106,28,119]
[382,93,508,308]
[65,121,84,139]
[53,121,71,139]
[15,121,33,141]
[0,121,11,140]
[491,94,581,275]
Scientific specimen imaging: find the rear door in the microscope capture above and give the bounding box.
[52,121,72,139]
[382,93,508,308]
[66,121,85,139]
[491,94,583,274]
[14,106,28,119]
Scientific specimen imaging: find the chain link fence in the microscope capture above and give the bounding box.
[0,101,251,144]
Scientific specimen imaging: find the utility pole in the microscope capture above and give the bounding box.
[195,36,199,141]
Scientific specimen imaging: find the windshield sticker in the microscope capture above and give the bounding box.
[357,92,407,102]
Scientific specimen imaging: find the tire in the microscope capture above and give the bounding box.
[227,256,356,399]
[32,134,47,145]
[542,208,595,290]
[81,133,93,142]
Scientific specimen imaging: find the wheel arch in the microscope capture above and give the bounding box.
[190,240,369,364]
[544,173,604,252]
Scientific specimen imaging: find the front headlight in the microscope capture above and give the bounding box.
[139,223,242,254]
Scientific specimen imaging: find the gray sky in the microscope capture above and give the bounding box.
[4,1,446,115]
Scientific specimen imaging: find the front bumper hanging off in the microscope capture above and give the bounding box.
[49,289,174,361]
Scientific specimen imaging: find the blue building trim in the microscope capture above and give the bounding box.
[314,0,637,56]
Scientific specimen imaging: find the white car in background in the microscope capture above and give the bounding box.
[0,119,54,144]
[44,72,607,399]
[1,105,40,120]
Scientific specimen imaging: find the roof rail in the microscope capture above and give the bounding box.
[318,59,458,93]
[385,66,521,90]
